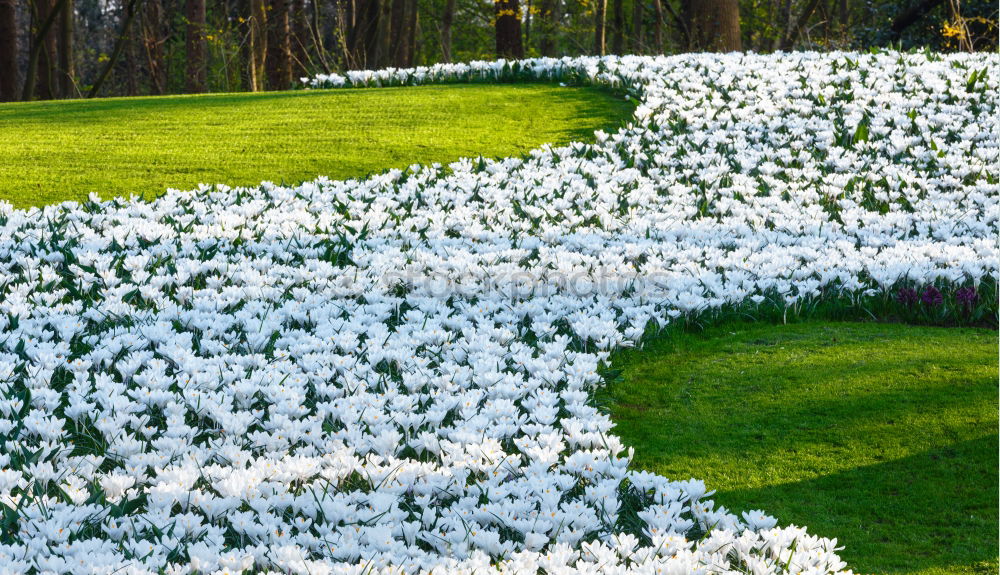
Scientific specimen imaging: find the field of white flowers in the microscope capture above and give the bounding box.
[0,51,996,574]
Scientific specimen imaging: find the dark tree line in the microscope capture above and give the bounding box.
[0,0,995,101]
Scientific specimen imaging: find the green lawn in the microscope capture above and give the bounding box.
[601,321,999,575]
[0,84,633,208]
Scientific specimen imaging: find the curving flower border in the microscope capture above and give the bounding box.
[0,52,996,574]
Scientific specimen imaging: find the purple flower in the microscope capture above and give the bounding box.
[955,286,979,308]
[921,285,943,307]
[896,287,919,307]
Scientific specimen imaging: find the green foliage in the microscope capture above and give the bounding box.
[600,321,999,575]
[739,0,998,52]
[0,84,634,208]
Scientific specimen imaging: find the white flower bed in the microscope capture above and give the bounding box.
[0,52,997,574]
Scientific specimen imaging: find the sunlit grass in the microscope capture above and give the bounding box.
[0,83,633,208]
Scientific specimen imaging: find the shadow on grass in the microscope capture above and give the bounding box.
[712,435,998,575]
[616,360,994,462]
[607,321,998,575]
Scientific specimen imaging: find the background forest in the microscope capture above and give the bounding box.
[0,0,996,102]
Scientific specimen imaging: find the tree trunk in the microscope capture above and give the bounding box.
[0,0,18,101]
[240,0,253,89]
[267,0,292,88]
[377,0,391,67]
[291,0,309,76]
[495,0,523,59]
[593,0,606,55]
[389,0,405,66]
[524,0,531,47]
[359,0,380,67]
[682,0,740,52]
[185,0,206,92]
[248,0,266,89]
[57,0,74,97]
[611,0,623,53]
[23,0,68,100]
[405,0,417,66]
[143,0,167,94]
[344,0,363,68]
[629,0,642,53]
[440,0,454,62]
[125,0,138,95]
[538,0,555,56]
[36,0,58,99]
[651,0,662,52]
